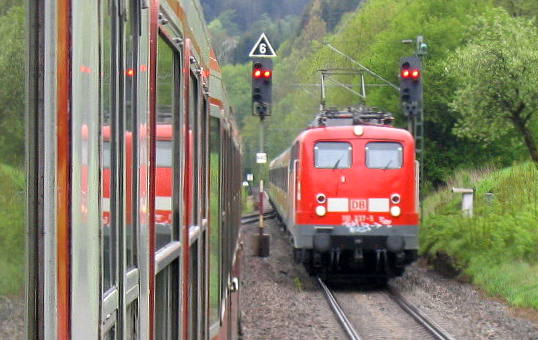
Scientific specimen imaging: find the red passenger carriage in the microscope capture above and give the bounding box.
[27,0,243,339]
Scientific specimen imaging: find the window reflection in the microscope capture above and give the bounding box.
[101,0,114,292]
[365,142,403,169]
[209,118,221,325]
[314,142,352,169]
[124,0,138,269]
[155,37,175,250]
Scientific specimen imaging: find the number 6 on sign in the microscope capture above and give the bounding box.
[248,33,277,58]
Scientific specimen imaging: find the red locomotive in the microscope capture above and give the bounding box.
[269,108,419,278]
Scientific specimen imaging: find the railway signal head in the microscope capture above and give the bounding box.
[252,58,272,116]
[399,56,422,116]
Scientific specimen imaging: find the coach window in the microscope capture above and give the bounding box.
[101,0,115,294]
[314,142,352,169]
[365,142,403,169]
[155,37,175,249]
[209,116,221,326]
[188,70,202,340]
[154,32,182,340]
[123,0,138,271]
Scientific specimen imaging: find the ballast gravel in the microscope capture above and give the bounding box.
[239,217,346,340]
[393,261,538,340]
[0,295,24,339]
[240,213,538,340]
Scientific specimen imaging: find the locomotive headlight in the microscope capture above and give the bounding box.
[315,205,326,216]
[390,193,401,204]
[390,206,401,217]
[353,126,364,136]
[316,193,326,204]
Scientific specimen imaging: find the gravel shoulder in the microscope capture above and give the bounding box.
[239,216,346,340]
[0,295,24,339]
[392,261,538,340]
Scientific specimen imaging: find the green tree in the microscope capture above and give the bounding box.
[0,0,21,16]
[496,0,538,18]
[265,0,506,186]
[0,6,25,166]
[446,9,538,164]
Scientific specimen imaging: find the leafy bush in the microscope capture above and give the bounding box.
[0,164,25,295]
[422,162,538,309]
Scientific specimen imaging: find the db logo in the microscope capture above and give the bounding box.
[350,199,367,211]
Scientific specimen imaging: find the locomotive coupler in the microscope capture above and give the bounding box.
[375,248,388,272]
[353,247,364,264]
[313,251,323,268]
[332,247,341,269]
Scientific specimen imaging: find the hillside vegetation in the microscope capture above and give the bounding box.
[225,0,538,187]
[0,2,24,297]
[219,0,538,310]
[0,164,25,295]
[422,163,538,309]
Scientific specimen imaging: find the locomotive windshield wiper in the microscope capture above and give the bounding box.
[332,154,344,169]
[383,160,393,170]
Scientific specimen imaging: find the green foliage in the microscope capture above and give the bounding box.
[209,152,220,323]
[0,0,21,16]
[422,163,538,309]
[260,0,514,186]
[0,164,25,295]
[496,0,538,18]
[205,2,305,64]
[0,6,24,166]
[241,186,254,215]
[445,9,538,164]
[201,0,309,28]
[468,260,538,309]
[221,0,538,182]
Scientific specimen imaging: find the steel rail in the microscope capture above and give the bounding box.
[317,278,362,340]
[240,211,275,224]
[386,287,456,340]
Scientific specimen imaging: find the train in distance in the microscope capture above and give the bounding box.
[268,106,419,280]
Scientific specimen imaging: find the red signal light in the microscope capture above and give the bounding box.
[401,68,420,80]
[253,69,262,78]
[263,70,272,78]
[126,68,135,77]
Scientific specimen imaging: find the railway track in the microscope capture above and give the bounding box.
[318,277,362,340]
[240,211,276,224]
[318,278,455,340]
[385,287,455,340]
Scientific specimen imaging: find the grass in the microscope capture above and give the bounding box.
[241,188,255,216]
[0,163,25,296]
[209,153,220,324]
[422,162,538,310]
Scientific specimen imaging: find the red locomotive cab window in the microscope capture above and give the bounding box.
[365,142,403,169]
[314,142,352,169]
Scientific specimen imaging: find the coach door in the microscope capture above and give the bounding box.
[289,142,300,226]
[153,17,186,340]
[99,0,151,338]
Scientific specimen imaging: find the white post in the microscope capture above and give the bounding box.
[452,188,474,217]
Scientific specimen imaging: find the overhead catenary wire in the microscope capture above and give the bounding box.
[320,42,400,92]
